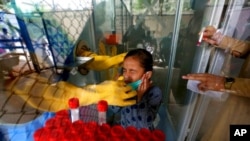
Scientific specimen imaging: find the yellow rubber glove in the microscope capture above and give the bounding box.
[93,80,136,105]
[7,74,136,112]
[3,40,130,112]
[75,40,127,71]
[86,52,126,71]
[58,80,137,107]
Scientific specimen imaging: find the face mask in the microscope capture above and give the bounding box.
[128,79,142,90]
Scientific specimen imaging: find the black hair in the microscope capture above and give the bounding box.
[124,48,153,72]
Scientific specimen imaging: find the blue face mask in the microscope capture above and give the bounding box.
[128,79,142,90]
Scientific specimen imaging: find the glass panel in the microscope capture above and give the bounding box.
[193,0,250,141]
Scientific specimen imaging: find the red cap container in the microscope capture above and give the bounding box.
[72,120,85,133]
[97,100,108,112]
[96,134,108,141]
[68,97,79,109]
[56,118,72,127]
[47,128,63,141]
[62,129,80,141]
[152,129,165,141]
[125,126,138,141]
[85,121,98,134]
[45,118,58,128]
[33,128,49,141]
[138,128,152,141]
[98,123,111,135]
[111,125,125,141]
[55,109,69,118]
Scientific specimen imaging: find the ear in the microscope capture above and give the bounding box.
[145,71,153,79]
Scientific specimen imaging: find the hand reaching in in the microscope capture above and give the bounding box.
[182,73,225,92]
[94,80,137,106]
[200,26,218,45]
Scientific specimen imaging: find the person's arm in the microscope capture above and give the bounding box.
[202,26,250,57]
[9,75,137,112]
[218,35,250,58]
[230,77,250,98]
[182,73,250,98]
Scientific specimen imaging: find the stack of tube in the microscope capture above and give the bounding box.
[33,99,165,141]
[33,120,165,141]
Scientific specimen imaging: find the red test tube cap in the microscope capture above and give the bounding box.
[97,134,108,141]
[97,100,108,112]
[45,117,58,128]
[33,128,48,141]
[98,123,111,135]
[139,128,152,141]
[125,126,138,141]
[68,97,79,109]
[111,125,125,138]
[85,121,98,134]
[72,120,85,132]
[152,129,165,141]
[55,109,69,118]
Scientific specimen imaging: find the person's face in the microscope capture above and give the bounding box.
[122,56,145,84]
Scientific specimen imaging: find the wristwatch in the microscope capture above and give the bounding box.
[224,77,235,89]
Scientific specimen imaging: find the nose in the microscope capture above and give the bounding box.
[123,72,131,82]
[123,72,129,80]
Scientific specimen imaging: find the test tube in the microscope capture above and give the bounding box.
[196,27,205,46]
[97,100,108,125]
[68,97,80,123]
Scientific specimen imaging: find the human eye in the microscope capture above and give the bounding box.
[122,68,126,73]
[130,70,137,74]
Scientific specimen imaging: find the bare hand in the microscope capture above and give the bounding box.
[202,26,217,37]
[137,72,152,102]
[200,26,218,45]
[200,26,243,57]
[182,73,225,92]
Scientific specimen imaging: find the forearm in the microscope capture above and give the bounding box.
[12,79,99,112]
[219,36,250,56]
[57,81,100,106]
[230,78,250,98]
[9,74,136,112]
[212,31,250,56]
